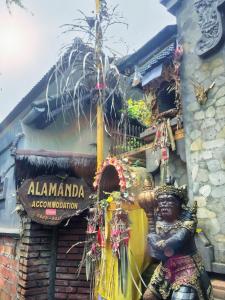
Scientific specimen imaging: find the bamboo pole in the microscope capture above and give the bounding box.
[97,103,104,170]
[96,0,100,13]
[95,0,104,170]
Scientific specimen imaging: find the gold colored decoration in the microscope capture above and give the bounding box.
[154,183,187,202]
[136,178,155,211]
[136,178,155,233]
[192,81,215,105]
[175,128,185,140]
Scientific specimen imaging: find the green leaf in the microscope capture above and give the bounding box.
[126,98,151,127]
[119,245,128,296]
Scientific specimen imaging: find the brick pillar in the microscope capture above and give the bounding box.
[17,218,53,300]
[17,215,90,300]
[55,215,90,300]
[0,236,19,300]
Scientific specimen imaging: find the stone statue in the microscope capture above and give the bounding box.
[143,179,213,300]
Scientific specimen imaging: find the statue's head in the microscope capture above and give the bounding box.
[154,177,187,222]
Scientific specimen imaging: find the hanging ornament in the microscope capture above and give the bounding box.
[153,118,176,184]
[161,147,169,161]
[110,207,130,295]
[84,208,102,282]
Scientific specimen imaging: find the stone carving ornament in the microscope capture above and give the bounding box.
[194,0,225,57]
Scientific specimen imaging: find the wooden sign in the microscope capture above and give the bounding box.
[18,175,92,225]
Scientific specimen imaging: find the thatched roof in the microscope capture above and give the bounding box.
[16,149,95,166]
[15,149,96,184]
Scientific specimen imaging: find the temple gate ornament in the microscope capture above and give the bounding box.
[194,0,225,57]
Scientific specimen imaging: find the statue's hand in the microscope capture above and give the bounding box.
[148,234,167,260]
[155,239,166,249]
[143,288,158,300]
[148,234,166,250]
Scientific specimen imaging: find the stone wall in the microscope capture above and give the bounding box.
[175,0,225,268]
[154,151,188,187]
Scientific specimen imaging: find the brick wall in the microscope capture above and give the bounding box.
[18,218,52,300]
[0,236,19,300]
[17,215,90,300]
[55,216,90,300]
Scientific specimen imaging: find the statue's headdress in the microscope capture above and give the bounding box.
[154,177,187,204]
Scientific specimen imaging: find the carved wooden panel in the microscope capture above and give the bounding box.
[195,0,225,57]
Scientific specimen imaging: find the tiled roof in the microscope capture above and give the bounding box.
[118,25,177,73]
[139,42,175,75]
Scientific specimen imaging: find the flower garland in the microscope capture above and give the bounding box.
[93,157,137,202]
[93,157,126,192]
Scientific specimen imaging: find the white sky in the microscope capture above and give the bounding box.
[0,0,175,122]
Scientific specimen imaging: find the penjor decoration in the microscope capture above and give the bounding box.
[89,157,152,299]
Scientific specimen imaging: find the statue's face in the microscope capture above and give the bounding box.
[157,194,181,222]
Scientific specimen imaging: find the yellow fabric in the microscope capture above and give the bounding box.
[96,202,151,300]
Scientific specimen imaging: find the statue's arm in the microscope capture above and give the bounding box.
[156,227,192,252]
[147,233,161,249]
[147,233,168,260]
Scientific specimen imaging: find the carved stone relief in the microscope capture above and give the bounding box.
[194,0,225,57]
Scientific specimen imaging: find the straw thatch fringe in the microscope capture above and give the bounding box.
[16,155,95,169]
[15,149,97,180]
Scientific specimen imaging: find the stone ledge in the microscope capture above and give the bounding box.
[213,289,225,300]
[0,228,20,237]
[212,262,225,274]
[212,279,225,291]
[140,117,182,140]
